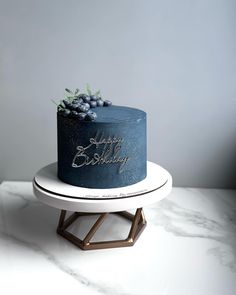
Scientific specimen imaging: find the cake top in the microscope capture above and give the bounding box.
[86,105,146,123]
[52,86,112,122]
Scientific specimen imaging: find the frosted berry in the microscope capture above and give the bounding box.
[76,104,85,112]
[77,94,89,102]
[90,95,98,101]
[103,100,112,106]
[96,99,104,107]
[89,101,97,108]
[78,112,87,120]
[70,110,79,118]
[82,96,91,103]
[82,103,90,111]
[62,109,71,117]
[85,111,97,121]
[71,103,80,110]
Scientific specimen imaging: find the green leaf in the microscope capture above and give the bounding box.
[95,90,100,97]
[65,94,73,100]
[65,88,73,94]
[51,99,59,106]
[51,99,64,110]
[75,88,79,95]
[70,96,75,103]
[60,100,65,108]
[86,84,92,96]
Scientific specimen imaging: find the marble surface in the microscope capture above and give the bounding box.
[0,181,236,295]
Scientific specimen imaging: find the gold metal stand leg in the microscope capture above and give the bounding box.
[56,208,147,250]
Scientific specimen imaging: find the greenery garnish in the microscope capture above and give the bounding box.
[51,99,64,111]
[86,84,92,96]
[65,88,73,94]
[51,86,111,121]
[95,90,101,97]
[52,85,103,109]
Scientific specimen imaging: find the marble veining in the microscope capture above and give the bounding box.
[147,188,236,273]
[0,182,236,295]
[0,229,127,295]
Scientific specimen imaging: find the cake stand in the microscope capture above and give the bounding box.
[33,161,172,250]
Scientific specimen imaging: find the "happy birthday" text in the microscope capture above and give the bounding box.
[72,132,129,173]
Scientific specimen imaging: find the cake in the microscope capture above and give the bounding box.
[55,87,147,189]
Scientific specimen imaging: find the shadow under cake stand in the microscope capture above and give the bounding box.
[33,161,172,250]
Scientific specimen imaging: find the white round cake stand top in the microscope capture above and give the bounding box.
[33,161,172,213]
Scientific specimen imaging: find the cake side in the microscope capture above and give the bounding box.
[57,105,147,188]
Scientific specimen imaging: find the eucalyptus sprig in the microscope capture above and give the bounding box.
[64,88,80,103]
[51,88,80,109]
[95,90,101,97]
[86,84,92,96]
[51,99,64,111]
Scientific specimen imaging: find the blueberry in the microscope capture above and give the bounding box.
[90,95,98,101]
[78,112,87,120]
[89,100,97,108]
[78,93,87,99]
[79,104,89,113]
[82,96,91,103]
[85,111,97,121]
[76,104,84,112]
[88,110,96,115]
[70,110,79,118]
[82,105,89,112]
[73,98,84,104]
[83,103,90,111]
[96,99,104,107]
[67,103,74,110]
[103,100,112,107]
[71,103,80,110]
[63,100,73,109]
[74,98,83,104]
[61,109,71,117]
[73,98,79,104]
[77,94,89,102]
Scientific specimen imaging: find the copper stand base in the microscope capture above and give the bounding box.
[56,208,146,250]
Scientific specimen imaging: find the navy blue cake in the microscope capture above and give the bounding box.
[56,88,147,188]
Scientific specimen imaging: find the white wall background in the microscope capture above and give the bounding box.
[0,0,236,188]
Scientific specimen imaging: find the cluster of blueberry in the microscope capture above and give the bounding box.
[55,87,112,121]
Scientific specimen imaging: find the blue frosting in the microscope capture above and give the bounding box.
[57,105,147,188]
[89,105,146,123]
